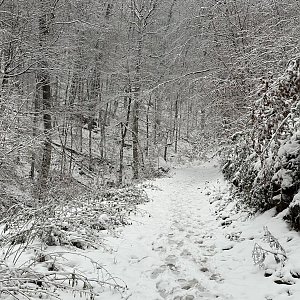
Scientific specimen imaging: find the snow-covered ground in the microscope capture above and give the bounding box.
[7,162,299,300]
[55,162,300,300]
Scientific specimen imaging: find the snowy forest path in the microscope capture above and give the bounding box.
[148,165,227,300]
[96,163,233,300]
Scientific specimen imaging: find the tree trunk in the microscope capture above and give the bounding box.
[38,74,52,191]
[118,94,131,185]
[118,123,125,185]
[186,99,190,139]
[131,23,142,180]
[132,100,139,179]
[37,1,53,194]
[30,89,39,179]
[69,124,73,174]
[146,96,151,157]
[100,103,109,159]
[88,118,93,170]
[174,93,179,153]
[164,131,169,162]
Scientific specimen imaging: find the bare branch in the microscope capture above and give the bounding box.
[147,68,217,93]
[5,63,36,78]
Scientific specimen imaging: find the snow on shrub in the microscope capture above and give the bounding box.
[0,184,147,299]
[0,185,148,256]
[222,57,300,229]
[252,226,287,267]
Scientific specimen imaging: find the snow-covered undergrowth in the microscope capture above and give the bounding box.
[222,57,300,230]
[0,185,148,299]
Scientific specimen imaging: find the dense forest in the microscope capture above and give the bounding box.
[1,0,300,298]
[1,0,299,190]
[1,0,300,224]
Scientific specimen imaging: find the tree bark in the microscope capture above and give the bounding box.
[30,89,39,179]
[118,93,132,185]
[132,99,139,179]
[37,1,53,194]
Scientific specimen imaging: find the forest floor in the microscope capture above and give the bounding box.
[3,162,300,300]
[59,161,300,300]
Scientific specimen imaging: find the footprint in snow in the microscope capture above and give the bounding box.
[151,266,165,279]
[156,276,221,300]
[153,245,166,252]
[180,249,192,257]
[156,279,198,299]
[178,278,200,290]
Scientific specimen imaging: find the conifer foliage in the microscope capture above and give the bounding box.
[223,57,300,230]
